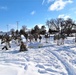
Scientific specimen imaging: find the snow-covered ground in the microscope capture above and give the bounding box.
[0,36,76,75]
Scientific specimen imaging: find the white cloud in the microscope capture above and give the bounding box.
[30,11,36,15]
[58,14,70,20]
[0,6,8,10]
[48,0,73,11]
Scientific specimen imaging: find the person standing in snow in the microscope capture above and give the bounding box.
[39,35,42,42]
[45,34,49,43]
[19,41,27,52]
[54,33,61,45]
[60,33,65,45]
[2,38,9,50]
[54,34,56,43]
[33,33,38,42]
[28,34,34,42]
[2,34,11,50]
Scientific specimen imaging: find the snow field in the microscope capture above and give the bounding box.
[0,36,76,75]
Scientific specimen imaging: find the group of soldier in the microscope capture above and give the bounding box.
[0,33,27,52]
[0,32,66,52]
[0,33,43,52]
[54,33,66,45]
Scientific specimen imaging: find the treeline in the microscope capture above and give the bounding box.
[46,18,76,36]
[6,18,76,37]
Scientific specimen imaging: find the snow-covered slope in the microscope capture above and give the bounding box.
[0,36,76,75]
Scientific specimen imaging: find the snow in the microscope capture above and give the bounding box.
[28,42,43,48]
[0,64,25,75]
[0,36,76,75]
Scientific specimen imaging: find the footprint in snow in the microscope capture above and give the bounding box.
[38,69,47,74]
[24,65,28,70]
[36,64,45,69]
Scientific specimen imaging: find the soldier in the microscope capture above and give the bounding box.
[2,38,9,50]
[33,33,38,42]
[19,41,27,52]
[61,33,65,45]
[5,34,11,48]
[1,35,5,44]
[56,33,61,45]
[29,34,34,42]
[45,34,49,43]
[54,34,56,43]
[39,35,42,42]
[2,34,11,50]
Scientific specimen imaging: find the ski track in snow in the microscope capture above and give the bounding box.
[35,49,68,75]
[54,45,76,55]
[48,50,76,75]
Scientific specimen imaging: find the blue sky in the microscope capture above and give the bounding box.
[0,0,76,31]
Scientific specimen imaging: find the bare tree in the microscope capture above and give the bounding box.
[34,25,40,33]
[46,20,50,30]
[46,18,62,32]
[22,25,27,32]
[40,25,46,35]
[63,18,75,36]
